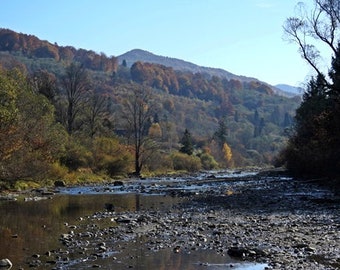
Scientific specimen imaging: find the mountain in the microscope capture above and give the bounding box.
[118,49,290,97]
[118,49,251,80]
[0,28,118,73]
[275,84,303,96]
[0,27,290,96]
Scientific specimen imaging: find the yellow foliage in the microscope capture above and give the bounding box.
[223,142,233,167]
[148,123,162,138]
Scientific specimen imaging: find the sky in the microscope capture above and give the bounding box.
[1,0,320,86]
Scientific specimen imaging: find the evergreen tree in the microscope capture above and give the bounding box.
[180,129,194,155]
[214,118,228,147]
[284,73,334,176]
[326,43,340,174]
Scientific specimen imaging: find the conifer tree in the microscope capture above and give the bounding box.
[180,129,194,155]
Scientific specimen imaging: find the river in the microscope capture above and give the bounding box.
[1,170,338,269]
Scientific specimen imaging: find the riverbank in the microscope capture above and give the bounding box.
[1,170,340,269]
[108,173,339,269]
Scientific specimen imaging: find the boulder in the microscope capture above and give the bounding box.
[0,258,12,269]
[227,247,248,258]
[104,203,114,211]
[54,180,66,187]
[113,181,124,186]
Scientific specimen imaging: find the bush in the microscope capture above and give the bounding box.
[144,151,173,173]
[60,140,93,171]
[200,153,219,170]
[171,152,201,172]
[101,155,132,177]
[92,137,133,177]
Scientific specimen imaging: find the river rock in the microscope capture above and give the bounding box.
[113,181,124,186]
[54,180,66,187]
[227,247,248,258]
[0,259,12,268]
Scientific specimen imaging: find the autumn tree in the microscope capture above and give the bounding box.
[30,69,57,102]
[121,83,157,176]
[0,69,20,163]
[148,123,162,139]
[0,69,66,181]
[61,63,90,135]
[223,142,233,168]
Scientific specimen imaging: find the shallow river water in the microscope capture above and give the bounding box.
[0,171,274,270]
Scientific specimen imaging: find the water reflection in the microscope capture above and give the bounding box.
[0,193,182,269]
[0,192,267,270]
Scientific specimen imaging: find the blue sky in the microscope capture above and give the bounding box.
[1,0,315,86]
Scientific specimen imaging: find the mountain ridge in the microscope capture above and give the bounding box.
[275,84,303,96]
[0,28,297,97]
[119,49,259,81]
[118,49,292,97]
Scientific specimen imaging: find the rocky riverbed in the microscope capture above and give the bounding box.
[2,170,340,269]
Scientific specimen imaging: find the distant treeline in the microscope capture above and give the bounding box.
[0,28,118,72]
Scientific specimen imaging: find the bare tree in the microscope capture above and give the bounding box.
[85,92,108,138]
[121,83,157,176]
[62,63,90,134]
[283,0,340,85]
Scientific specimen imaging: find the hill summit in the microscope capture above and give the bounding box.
[119,49,257,82]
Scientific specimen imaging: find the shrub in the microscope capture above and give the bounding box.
[200,153,219,170]
[60,140,93,171]
[92,137,133,177]
[101,155,132,177]
[144,151,173,173]
[171,152,201,172]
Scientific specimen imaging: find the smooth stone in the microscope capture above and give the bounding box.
[0,259,12,268]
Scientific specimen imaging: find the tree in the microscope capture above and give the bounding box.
[0,68,66,181]
[283,0,340,85]
[84,93,108,138]
[282,0,340,178]
[30,69,57,102]
[213,118,228,147]
[62,63,90,134]
[121,83,156,176]
[283,74,331,175]
[179,129,194,155]
[223,142,233,167]
[148,123,162,139]
[0,69,20,163]
[253,110,265,137]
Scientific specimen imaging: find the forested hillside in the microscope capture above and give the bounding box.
[0,28,301,187]
[118,49,248,81]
